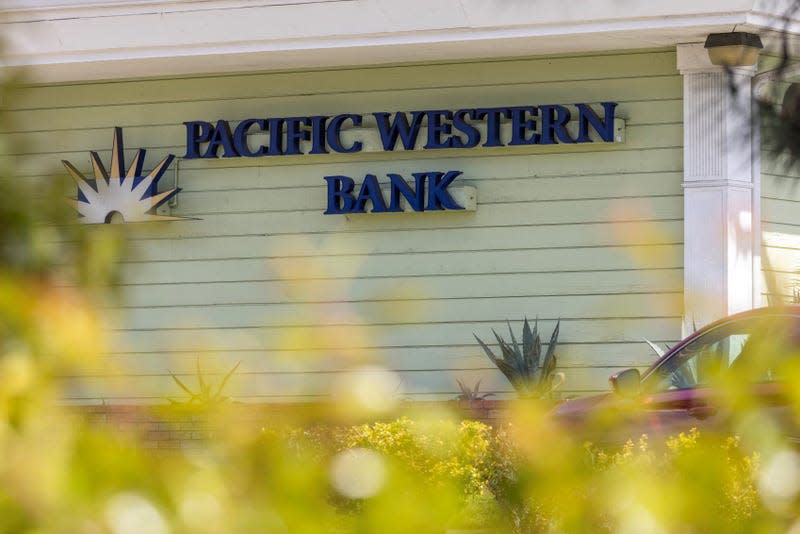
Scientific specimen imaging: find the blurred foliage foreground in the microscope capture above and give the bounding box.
[1,83,800,534]
[0,392,787,534]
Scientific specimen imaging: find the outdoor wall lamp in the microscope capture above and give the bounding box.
[704,32,763,66]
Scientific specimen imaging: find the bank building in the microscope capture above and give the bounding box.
[2,1,798,407]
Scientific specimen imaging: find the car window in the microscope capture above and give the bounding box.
[645,314,800,392]
[649,326,751,392]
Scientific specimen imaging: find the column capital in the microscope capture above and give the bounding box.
[677,42,756,77]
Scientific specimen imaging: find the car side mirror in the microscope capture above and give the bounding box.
[610,368,641,398]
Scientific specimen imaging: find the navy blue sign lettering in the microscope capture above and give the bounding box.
[183,102,617,159]
[324,171,465,215]
[182,102,617,216]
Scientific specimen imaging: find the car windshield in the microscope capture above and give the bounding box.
[642,314,800,393]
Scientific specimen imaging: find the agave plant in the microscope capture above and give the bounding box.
[168,358,241,406]
[474,318,563,399]
[455,378,495,401]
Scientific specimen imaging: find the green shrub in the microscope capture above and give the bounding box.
[342,417,501,498]
[340,417,519,531]
[577,429,762,533]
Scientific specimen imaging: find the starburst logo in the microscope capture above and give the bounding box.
[63,127,186,223]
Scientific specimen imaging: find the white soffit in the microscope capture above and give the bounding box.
[1,0,800,82]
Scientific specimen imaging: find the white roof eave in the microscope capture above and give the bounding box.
[1,0,799,83]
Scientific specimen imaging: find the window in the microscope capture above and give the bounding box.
[645,314,800,393]
[650,327,750,392]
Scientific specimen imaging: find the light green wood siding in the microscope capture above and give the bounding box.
[5,50,683,402]
[759,58,800,306]
[762,157,800,304]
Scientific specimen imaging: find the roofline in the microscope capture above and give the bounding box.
[3,0,800,83]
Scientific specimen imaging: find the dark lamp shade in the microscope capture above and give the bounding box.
[704,32,764,66]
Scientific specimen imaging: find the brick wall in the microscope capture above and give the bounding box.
[74,400,513,450]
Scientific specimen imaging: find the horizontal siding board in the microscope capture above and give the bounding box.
[115,293,682,344]
[762,158,800,178]
[163,148,683,187]
[166,170,684,196]
[762,267,799,278]
[119,244,684,285]
[17,152,683,189]
[762,274,799,294]
[112,197,682,241]
[95,341,675,375]
[110,293,682,331]
[7,144,684,180]
[166,177,682,215]
[124,221,684,262]
[105,317,680,353]
[117,269,682,308]
[2,122,682,164]
[24,179,665,226]
[762,197,800,226]
[763,226,800,245]
[762,174,800,197]
[12,51,678,110]
[2,90,681,136]
[762,268,798,302]
[172,172,683,208]
[17,170,685,214]
[760,245,800,273]
[759,294,788,306]
[173,146,684,174]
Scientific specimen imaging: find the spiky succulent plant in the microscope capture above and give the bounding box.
[474,318,562,399]
[168,358,240,406]
[455,378,495,401]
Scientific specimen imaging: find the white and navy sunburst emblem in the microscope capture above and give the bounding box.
[63,127,186,223]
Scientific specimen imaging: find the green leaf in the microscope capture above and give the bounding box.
[456,379,470,399]
[530,317,542,381]
[644,338,666,357]
[507,319,521,368]
[541,319,560,382]
[196,357,207,394]
[474,334,498,363]
[473,378,482,397]
[476,334,520,387]
[493,330,522,374]
[498,362,522,389]
[170,371,196,397]
[522,317,535,381]
[476,334,517,385]
[215,361,241,401]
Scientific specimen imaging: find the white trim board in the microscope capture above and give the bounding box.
[3,0,800,83]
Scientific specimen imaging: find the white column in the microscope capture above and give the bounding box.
[677,43,759,333]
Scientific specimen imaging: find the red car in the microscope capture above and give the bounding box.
[551,306,800,446]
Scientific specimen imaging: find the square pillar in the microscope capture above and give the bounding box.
[677,43,759,333]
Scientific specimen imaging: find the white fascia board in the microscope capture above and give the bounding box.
[0,0,760,24]
[0,0,795,83]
